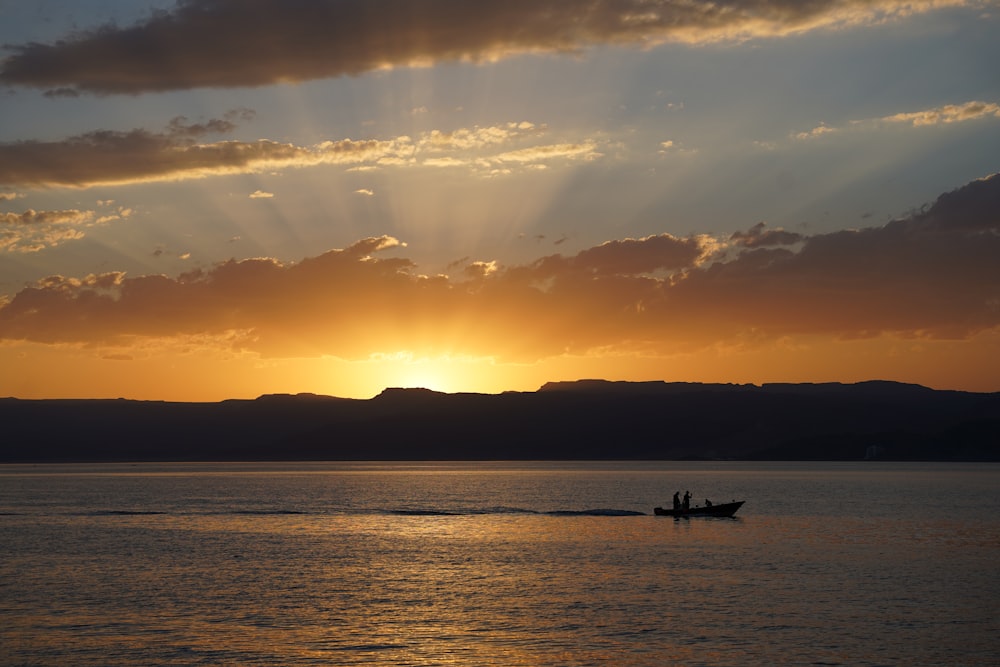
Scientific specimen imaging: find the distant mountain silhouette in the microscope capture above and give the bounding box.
[1,381,997,462]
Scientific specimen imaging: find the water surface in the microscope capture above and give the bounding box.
[2,461,997,665]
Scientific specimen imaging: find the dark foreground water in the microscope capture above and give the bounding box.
[1,461,998,666]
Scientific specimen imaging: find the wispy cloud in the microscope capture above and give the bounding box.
[2,174,996,356]
[657,139,697,156]
[248,190,274,199]
[0,118,597,189]
[795,100,1000,140]
[418,123,542,152]
[1,209,94,226]
[491,142,601,165]
[880,101,1000,127]
[0,0,980,95]
[794,124,840,140]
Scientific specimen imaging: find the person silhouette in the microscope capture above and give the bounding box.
[672,491,681,511]
[682,490,691,510]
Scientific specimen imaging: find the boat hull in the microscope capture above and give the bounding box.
[653,501,744,518]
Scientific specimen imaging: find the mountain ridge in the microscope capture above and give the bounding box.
[2,380,997,462]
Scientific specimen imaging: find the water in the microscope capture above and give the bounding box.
[1,461,998,666]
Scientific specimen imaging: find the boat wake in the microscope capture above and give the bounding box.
[58,506,648,518]
[386,507,646,517]
[545,509,647,516]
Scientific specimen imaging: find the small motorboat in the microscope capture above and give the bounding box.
[653,500,744,518]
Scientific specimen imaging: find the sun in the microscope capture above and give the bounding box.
[366,352,468,394]
[396,362,451,392]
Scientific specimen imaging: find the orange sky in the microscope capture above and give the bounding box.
[3,181,999,400]
[2,327,998,400]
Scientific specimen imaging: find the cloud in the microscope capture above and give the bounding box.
[657,139,696,156]
[1,207,131,253]
[1,209,93,226]
[730,222,804,248]
[0,192,23,202]
[879,101,1000,127]
[568,234,705,275]
[422,157,467,169]
[464,260,499,279]
[249,190,274,199]
[0,0,979,95]
[794,124,840,140]
[908,172,1000,232]
[0,127,410,189]
[490,142,601,165]
[0,118,597,189]
[795,100,1000,139]
[41,87,81,99]
[354,188,375,196]
[2,174,996,357]
[166,109,256,137]
[669,174,1000,341]
[418,123,541,152]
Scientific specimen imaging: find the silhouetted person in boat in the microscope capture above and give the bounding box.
[705,499,712,507]
[672,491,681,511]
[682,491,691,510]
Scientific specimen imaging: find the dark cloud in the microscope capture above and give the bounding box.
[910,173,1000,232]
[571,234,703,275]
[0,113,305,188]
[730,222,804,248]
[41,87,80,99]
[1,175,997,358]
[0,0,971,95]
[670,174,1000,340]
[0,236,417,354]
[0,119,389,188]
[166,108,255,138]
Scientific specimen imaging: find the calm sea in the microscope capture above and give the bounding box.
[1,461,998,666]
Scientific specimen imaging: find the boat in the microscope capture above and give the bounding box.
[653,500,744,518]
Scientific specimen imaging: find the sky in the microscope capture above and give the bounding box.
[1,0,998,400]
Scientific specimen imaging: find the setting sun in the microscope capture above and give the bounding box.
[366,353,470,394]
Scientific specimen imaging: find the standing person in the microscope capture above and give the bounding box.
[672,491,681,511]
[682,490,691,510]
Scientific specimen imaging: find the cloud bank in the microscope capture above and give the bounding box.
[0,0,980,95]
[1,174,996,359]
